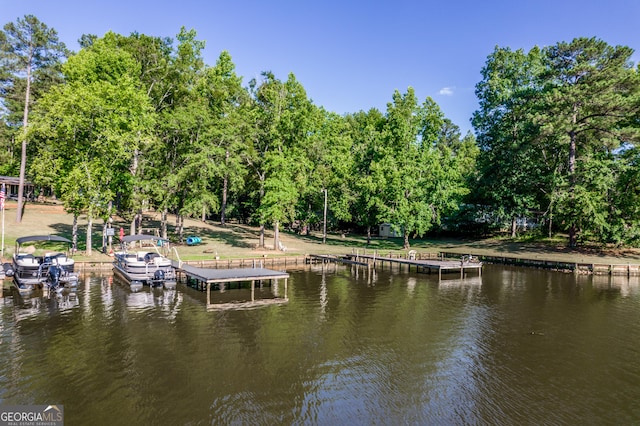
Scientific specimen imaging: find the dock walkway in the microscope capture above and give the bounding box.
[348,254,481,279]
[306,254,369,266]
[306,253,482,279]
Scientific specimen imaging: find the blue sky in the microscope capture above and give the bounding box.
[2,0,639,134]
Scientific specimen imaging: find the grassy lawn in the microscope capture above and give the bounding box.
[1,200,639,265]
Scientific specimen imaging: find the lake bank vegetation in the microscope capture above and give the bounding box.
[2,15,640,255]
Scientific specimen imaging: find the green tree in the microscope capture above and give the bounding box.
[248,72,313,250]
[199,51,248,225]
[109,31,178,236]
[472,46,549,237]
[538,37,640,246]
[348,108,386,243]
[0,14,67,222]
[126,27,206,241]
[29,32,154,254]
[612,146,640,244]
[381,88,446,249]
[302,108,354,243]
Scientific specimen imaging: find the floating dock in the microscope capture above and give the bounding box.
[173,261,289,308]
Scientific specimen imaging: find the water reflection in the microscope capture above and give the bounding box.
[1,266,640,424]
[591,273,640,297]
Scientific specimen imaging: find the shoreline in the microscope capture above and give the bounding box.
[67,252,640,276]
[2,200,640,270]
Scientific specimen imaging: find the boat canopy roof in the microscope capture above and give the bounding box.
[121,234,169,244]
[16,235,72,245]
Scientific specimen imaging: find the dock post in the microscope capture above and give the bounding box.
[206,282,211,305]
[251,280,255,302]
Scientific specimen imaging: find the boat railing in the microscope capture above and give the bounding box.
[171,246,183,268]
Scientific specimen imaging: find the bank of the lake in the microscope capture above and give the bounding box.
[2,200,640,268]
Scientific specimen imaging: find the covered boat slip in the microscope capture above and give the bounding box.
[174,262,289,309]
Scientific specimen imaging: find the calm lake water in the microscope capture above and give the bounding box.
[1,264,640,425]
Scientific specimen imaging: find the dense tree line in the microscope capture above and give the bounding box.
[1,15,639,252]
[473,38,640,246]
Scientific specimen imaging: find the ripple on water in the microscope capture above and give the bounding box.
[3,268,640,424]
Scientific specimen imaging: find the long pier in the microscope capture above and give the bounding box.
[439,252,640,276]
[307,252,482,279]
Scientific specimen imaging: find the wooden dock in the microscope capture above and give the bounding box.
[173,262,289,307]
[306,253,482,279]
[440,252,640,276]
[306,254,369,266]
[345,254,482,279]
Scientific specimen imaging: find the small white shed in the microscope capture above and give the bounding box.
[379,223,401,238]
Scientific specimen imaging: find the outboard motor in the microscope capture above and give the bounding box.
[48,265,62,290]
[153,269,165,286]
[3,263,14,277]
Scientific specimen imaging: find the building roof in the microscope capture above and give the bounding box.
[0,176,33,186]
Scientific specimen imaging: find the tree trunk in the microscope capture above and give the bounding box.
[511,216,517,238]
[568,108,578,247]
[86,216,93,256]
[176,214,184,243]
[221,174,228,226]
[258,173,265,248]
[366,226,371,245]
[102,221,107,253]
[16,139,27,223]
[137,209,143,235]
[130,214,136,236]
[403,231,410,250]
[16,59,31,224]
[274,221,280,251]
[72,214,78,253]
[201,204,206,222]
[130,148,140,235]
[161,209,168,239]
[569,224,578,248]
[220,150,229,226]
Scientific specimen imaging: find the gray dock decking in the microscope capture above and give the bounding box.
[172,261,289,308]
[177,263,289,283]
